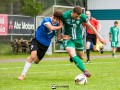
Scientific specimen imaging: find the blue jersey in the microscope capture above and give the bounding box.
[36,17,58,46]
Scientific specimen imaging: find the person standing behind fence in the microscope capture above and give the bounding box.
[109,21,119,58]
[84,11,102,63]
[18,10,63,80]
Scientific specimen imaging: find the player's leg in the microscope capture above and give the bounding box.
[115,42,118,57]
[33,57,40,64]
[100,45,104,54]
[77,51,85,60]
[112,42,118,58]
[64,40,91,77]
[87,35,97,62]
[86,34,92,63]
[18,38,48,80]
[112,47,116,58]
[70,46,85,62]
[18,49,47,80]
[114,47,117,57]
[18,38,38,80]
[97,38,104,54]
[76,39,85,60]
[86,41,91,62]
[111,42,117,58]
[34,45,48,64]
[18,50,38,80]
[76,39,91,77]
[66,47,91,77]
[27,46,46,64]
[66,47,85,71]
[93,38,98,51]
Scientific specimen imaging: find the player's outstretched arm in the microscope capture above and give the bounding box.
[45,20,63,31]
[86,21,106,45]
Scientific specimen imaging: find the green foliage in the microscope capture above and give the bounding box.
[22,0,42,16]
[10,0,17,2]
[0,43,11,54]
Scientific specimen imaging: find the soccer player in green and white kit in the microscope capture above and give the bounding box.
[61,6,106,77]
[109,21,119,58]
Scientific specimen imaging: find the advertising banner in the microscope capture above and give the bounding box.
[8,16,35,35]
[0,14,8,35]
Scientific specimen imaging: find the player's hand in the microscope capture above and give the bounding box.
[62,35,71,40]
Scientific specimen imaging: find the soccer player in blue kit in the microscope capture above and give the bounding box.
[18,10,63,80]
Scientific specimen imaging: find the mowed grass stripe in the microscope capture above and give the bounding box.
[0,60,120,71]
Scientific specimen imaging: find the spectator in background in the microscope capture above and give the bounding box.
[84,11,103,63]
[109,21,119,58]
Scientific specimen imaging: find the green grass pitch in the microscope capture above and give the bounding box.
[0,57,120,90]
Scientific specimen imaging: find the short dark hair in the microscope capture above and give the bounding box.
[73,6,82,15]
[53,10,62,20]
[114,21,118,24]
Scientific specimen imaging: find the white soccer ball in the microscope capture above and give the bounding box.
[74,74,87,85]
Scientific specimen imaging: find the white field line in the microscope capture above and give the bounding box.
[0,61,119,71]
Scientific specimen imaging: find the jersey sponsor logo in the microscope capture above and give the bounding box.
[76,21,80,24]
[66,19,71,24]
[72,19,75,22]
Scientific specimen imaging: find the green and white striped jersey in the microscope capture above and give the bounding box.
[62,10,88,40]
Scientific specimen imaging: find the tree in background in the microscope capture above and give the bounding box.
[63,0,88,10]
[21,0,42,16]
[0,0,87,15]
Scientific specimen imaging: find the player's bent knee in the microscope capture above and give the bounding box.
[77,53,85,60]
[34,59,40,64]
[29,55,36,61]
[68,51,76,57]
[34,61,39,64]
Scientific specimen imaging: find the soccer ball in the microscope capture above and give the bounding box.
[74,74,87,85]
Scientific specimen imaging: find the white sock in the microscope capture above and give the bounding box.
[21,61,32,76]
